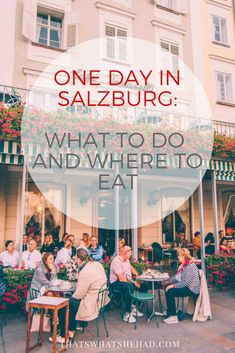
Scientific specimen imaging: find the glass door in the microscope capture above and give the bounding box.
[24,182,65,248]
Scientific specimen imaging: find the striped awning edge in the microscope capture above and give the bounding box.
[210,159,235,181]
[0,140,23,166]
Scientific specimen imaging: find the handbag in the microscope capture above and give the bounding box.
[30,313,51,332]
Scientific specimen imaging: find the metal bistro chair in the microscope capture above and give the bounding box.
[107,271,125,317]
[73,282,109,342]
[126,276,159,330]
[109,287,125,317]
[29,288,41,316]
[95,282,109,341]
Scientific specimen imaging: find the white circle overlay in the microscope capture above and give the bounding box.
[21,37,213,230]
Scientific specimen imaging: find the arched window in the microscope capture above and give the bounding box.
[161,188,191,244]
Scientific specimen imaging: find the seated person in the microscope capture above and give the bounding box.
[218,229,225,241]
[67,234,77,257]
[40,235,55,255]
[227,240,234,255]
[64,257,80,282]
[87,236,103,262]
[109,246,144,324]
[58,233,69,250]
[22,234,28,252]
[0,240,19,268]
[173,233,188,248]
[162,248,200,324]
[192,231,201,258]
[55,248,109,343]
[119,238,125,251]
[55,238,73,269]
[219,237,233,255]
[0,264,6,299]
[205,232,215,244]
[26,252,57,309]
[152,242,163,264]
[77,232,90,249]
[22,239,42,269]
[205,232,215,255]
[110,238,126,261]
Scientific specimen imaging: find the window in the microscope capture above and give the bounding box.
[31,92,60,111]
[105,25,127,62]
[216,72,233,103]
[37,13,63,48]
[24,182,65,247]
[161,189,191,243]
[212,16,228,44]
[155,0,187,13]
[32,91,45,109]
[160,41,179,74]
[159,0,173,9]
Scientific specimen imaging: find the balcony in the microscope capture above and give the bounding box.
[0,84,29,105]
[214,120,235,137]
[0,84,234,139]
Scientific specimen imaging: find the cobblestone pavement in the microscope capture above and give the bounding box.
[0,288,235,353]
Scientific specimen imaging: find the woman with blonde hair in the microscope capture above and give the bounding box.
[162,248,200,324]
[77,233,90,249]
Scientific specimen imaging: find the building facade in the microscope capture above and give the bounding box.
[0,0,234,256]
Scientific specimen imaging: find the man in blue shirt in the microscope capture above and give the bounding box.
[87,236,103,262]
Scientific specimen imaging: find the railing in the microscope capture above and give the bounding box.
[0,84,235,138]
[214,120,235,137]
[0,84,29,105]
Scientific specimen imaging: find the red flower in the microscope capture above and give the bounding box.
[4,292,11,297]
[11,289,17,294]
[3,297,11,303]
[17,285,23,290]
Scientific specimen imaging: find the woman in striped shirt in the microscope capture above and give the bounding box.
[163,248,200,324]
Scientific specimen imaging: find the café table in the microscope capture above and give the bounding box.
[26,296,69,353]
[136,273,169,322]
[45,281,76,298]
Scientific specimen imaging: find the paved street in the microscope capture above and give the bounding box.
[1,288,235,353]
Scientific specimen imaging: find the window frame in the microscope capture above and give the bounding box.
[104,23,128,63]
[212,15,228,45]
[36,12,64,49]
[160,40,179,74]
[216,71,233,103]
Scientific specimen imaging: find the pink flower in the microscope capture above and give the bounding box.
[4,292,11,297]
[3,297,11,302]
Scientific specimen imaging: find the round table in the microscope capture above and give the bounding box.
[136,275,169,321]
[45,282,76,297]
